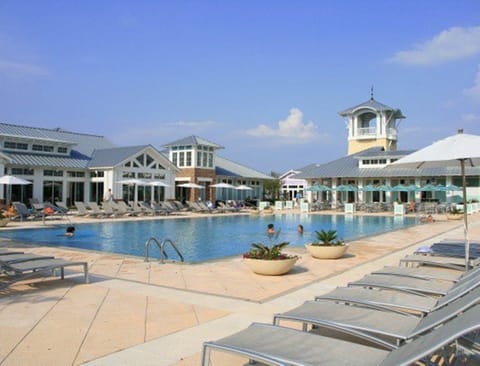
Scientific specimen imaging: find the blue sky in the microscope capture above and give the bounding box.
[1,1,480,173]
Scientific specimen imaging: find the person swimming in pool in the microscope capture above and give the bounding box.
[267,223,275,235]
[65,226,75,237]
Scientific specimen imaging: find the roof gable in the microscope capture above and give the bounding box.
[162,135,224,149]
[338,98,405,119]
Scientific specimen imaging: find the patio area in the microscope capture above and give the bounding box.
[0,211,477,365]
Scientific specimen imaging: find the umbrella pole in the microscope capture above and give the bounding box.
[461,159,470,271]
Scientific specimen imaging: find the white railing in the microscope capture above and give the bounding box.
[357,127,376,136]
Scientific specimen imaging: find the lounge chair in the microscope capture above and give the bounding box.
[202,304,480,366]
[12,202,41,221]
[74,201,89,216]
[400,254,479,270]
[88,202,107,217]
[110,201,136,216]
[99,202,116,217]
[173,200,191,212]
[273,286,480,348]
[370,265,463,282]
[139,202,156,215]
[55,201,70,214]
[0,253,55,264]
[0,249,24,256]
[349,274,455,296]
[315,266,480,315]
[150,202,170,215]
[0,257,89,289]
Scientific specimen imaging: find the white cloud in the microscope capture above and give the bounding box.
[390,26,480,65]
[462,113,480,122]
[246,108,320,144]
[464,65,480,101]
[0,59,49,77]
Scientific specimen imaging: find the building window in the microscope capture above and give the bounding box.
[208,153,213,168]
[179,152,185,167]
[362,160,370,165]
[379,159,387,164]
[202,152,208,167]
[90,171,104,177]
[32,144,54,152]
[197,151,202,167]
[4,141,28,150]
[186,151,192,166]
[146,154,154,167]
[58,147,68,153]
[67,171,85,177]
[44,170,63,177]
[11,168,34,175]
[172,152,178,166]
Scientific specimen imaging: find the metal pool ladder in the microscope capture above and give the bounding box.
[144,237,184,263]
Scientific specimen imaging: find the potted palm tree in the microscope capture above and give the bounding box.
[0,210,10,227]
[305,229,348,259]
[446,206,463,220]
[243,231,298,275]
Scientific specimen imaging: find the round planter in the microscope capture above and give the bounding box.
[262,208,274,215]
[305,243,348,259]
[250,210,259,215]
[0,218,9,227]
[244,256,298,276]
[446,214,463,220]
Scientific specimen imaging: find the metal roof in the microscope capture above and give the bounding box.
[0,123,115,156]
[293,149,480,179]
[162,135,224,149]
[353,147,416,159]
[88,145,149,168]
[215,156,273,180]
[5,151,90,169]
[338,98,405,119]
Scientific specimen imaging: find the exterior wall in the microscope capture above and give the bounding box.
[177,167,216,201]
[347,138,396,155]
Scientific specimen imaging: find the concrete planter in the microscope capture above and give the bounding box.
[244,257,298,276]
[446,214,463,220]
[249,209,259,215]
[0,218,9,227]
[305,243,348,259]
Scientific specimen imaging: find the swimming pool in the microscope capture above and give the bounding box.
[0,214,418,263]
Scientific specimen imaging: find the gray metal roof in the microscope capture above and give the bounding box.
[338,98,405,119]
[88,145,149,168]
[162,135,224,149]
[293,149,480,179]
[216,156,273,180]
[0,123,115,156]
[353,147,416,159]
[5,152,90,169]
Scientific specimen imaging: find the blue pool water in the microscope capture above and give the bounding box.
[0,214,418,263]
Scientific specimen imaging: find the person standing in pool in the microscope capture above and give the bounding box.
[297,224,304,235]
[65,226,75,237]
[267,223,275,235]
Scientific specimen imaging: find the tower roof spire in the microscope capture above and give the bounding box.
[370,85,374,100]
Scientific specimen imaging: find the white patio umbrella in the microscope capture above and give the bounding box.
[0,175,32,203]
[389,130,480,270]
[235,184,253,200]
[211,183,236,201]
[147,181,171,187]
[116,178,147,202]
[177,183,205,189]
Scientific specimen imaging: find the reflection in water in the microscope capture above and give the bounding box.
[0,215,418,263]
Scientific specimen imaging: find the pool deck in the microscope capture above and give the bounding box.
[0,209,478,365]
